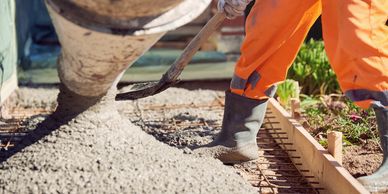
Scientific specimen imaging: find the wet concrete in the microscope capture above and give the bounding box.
[121,88,226,148]
[0,87,256,193]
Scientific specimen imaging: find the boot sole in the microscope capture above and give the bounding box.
[218,143,259,164]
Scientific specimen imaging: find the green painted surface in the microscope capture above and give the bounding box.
[20,44,234,83]
[123,61,235,81]
[0,0,17,84]
[133,49,227,67]
[26,48,227,70]
[19,62,235,84]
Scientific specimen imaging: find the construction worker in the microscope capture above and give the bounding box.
[195,0,388,192]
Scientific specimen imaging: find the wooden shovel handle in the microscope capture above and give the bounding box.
[115,13,226,101]
[162,12,226,81]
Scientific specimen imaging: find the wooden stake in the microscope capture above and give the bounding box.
[328,131,343,165]
[290,98,301,119]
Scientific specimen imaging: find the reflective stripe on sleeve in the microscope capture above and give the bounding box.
[345,89,388,106]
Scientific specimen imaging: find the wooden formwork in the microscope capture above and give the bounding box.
[265,98,369,194]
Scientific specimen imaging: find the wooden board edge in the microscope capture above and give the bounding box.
[267,98,369,194]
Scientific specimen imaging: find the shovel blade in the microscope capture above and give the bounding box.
[115,80,179,101]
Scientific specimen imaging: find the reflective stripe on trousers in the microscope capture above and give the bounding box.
[231,72,277,98]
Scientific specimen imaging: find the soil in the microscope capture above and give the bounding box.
[343,141,383,178]
[0,87,256,193]
[298,97,383,178]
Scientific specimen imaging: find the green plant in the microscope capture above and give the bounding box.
[302,95,378,145]
[288,39,340,95]
[300,94,320,108]
[276,79,300,108]
[319,139,328,148]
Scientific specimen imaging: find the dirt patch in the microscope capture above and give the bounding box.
[0,86,256,193]
[343,141,383,178]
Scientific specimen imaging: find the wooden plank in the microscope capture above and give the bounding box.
[266,98,369,194]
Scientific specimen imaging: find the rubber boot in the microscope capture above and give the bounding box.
[194,91,268,164]
[358,105,388,193]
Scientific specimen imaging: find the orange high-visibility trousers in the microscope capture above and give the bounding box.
[231,0,388,109]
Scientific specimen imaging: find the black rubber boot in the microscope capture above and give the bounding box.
[194,91,268,164]
[358,105,388,193]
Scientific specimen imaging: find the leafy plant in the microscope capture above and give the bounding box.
[288,39,340,95]
[319,139,328,148]
[276,79,300,108]
[300,94,320,108]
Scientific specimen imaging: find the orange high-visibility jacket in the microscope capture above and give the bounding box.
[231,0,387,109]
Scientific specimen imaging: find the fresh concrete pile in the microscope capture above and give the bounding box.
[0,87,256,193]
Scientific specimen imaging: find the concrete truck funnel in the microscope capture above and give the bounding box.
[45,0,211,97]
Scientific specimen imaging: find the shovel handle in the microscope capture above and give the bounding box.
[115,12,226,101]
[163,12,226,81]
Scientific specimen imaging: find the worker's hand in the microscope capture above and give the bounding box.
[218,0,252,19]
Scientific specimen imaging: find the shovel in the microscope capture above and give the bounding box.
[116,12,226,101]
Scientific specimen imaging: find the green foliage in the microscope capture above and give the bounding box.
[288,39,340,95]
[302,95,378,145]
[284,40,376,146]
[299,94,320,108]
[276,79,300,108]
[319,139,328,148]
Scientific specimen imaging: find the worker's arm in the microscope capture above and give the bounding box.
[218,0,252,19]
